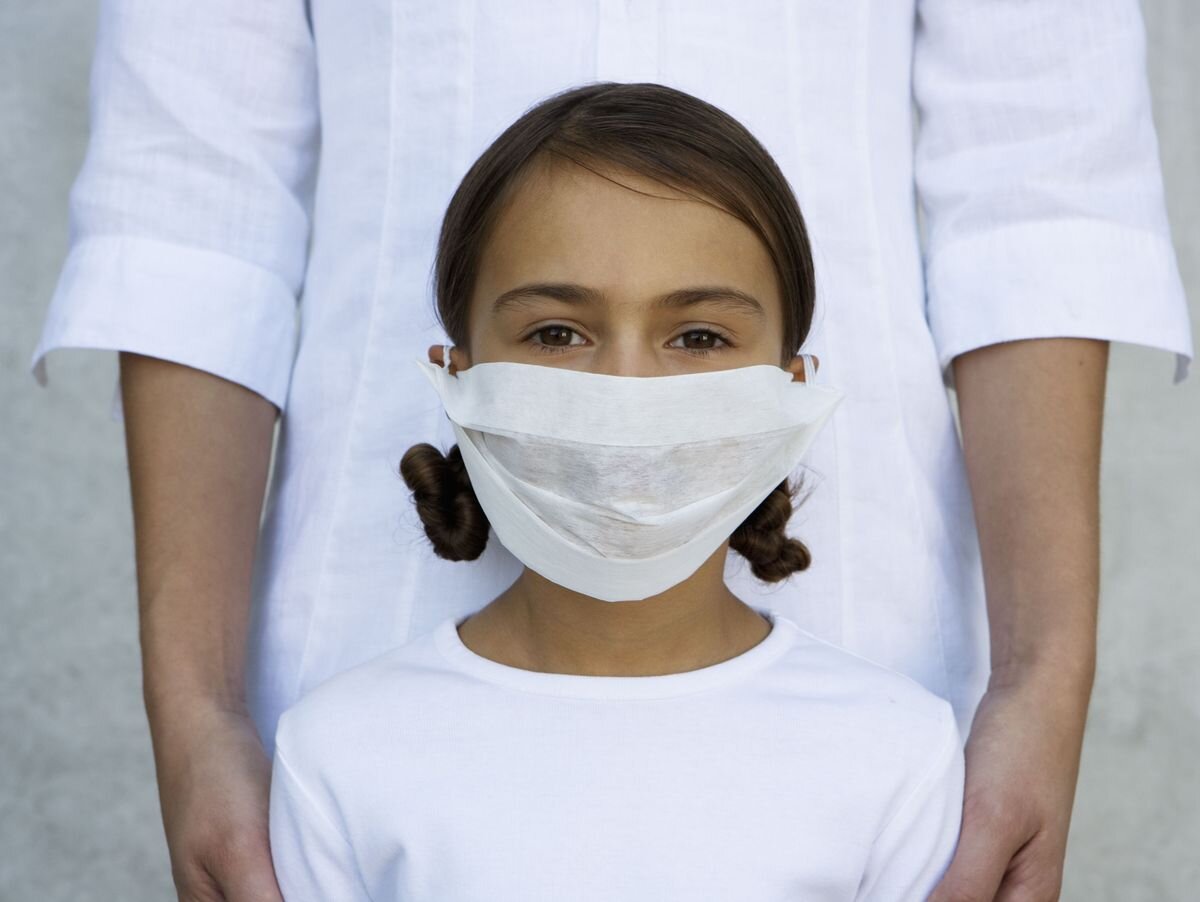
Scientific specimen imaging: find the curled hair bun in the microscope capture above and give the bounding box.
[728,477,812,582]
[400,446,813,583]
[399,442,489,561]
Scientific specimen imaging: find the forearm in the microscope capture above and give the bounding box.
[952,337,1108,692]
[120,351,278,726]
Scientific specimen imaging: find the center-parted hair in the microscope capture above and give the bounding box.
[401,81,819,584]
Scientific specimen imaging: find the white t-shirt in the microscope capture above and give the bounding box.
[269,606,964,901]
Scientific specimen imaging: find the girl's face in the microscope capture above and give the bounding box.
[450,157,813,381]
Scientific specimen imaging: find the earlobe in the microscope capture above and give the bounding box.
[428,344,456,372]
[786,353,820,383]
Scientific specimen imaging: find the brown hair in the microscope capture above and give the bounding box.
[400,81,818,584]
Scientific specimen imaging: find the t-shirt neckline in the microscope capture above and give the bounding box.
[432,604,796,699]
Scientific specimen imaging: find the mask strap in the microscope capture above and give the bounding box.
[800,353,816,385]
[441,344,455,451]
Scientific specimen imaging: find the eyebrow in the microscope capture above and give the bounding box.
[489,282,767,320]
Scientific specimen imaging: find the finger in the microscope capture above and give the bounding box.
[205,843,285,902]
[174,857,228,902]
[991,831,1064,902]
[226,867,285,902]
[993,877,1062,902]
[927,796,1021,902]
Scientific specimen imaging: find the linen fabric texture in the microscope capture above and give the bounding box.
[28,0,1195,754]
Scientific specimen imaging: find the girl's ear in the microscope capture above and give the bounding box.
[785,353,820,383]
[427,344,459,372]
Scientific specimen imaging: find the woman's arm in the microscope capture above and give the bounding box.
[127,352,277,716]
[123,351,285,901]
[929,336,1105,901]
[957,338,1105,687]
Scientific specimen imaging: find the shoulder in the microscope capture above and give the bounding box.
[274,624,452,765]
[769,615,960,752]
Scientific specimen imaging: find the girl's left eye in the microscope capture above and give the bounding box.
[669,329,732,356]
[525,326,732,357]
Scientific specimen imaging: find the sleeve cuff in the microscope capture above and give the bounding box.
[29,234,300,422]
[924,219,1195,391]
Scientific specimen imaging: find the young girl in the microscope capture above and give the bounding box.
[268,82,963,901]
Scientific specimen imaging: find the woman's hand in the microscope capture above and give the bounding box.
[149,700,284,902]
[928,667,1093,902]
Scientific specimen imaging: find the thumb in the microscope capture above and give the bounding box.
[206,841,285,902]
[927,801,1015,902]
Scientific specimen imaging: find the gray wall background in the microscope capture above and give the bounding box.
[2,2,1196,899]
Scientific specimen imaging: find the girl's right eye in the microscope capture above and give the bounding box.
[526,325,584,354]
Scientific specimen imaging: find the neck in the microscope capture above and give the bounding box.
[456,543,772,676]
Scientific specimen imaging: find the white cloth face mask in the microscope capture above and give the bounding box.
[415,347,845,602]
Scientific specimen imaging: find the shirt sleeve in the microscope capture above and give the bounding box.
[855,705,964,901]
[270,744,375,902]
[28,0,320,423]
[913,0,1194,391]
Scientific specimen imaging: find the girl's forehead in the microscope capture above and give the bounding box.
[477,160,778,301]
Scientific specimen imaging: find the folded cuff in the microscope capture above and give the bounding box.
[924,219,1194,391]
[29,235,300,422]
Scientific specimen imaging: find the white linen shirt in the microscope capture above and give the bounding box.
[30,0,1194,756]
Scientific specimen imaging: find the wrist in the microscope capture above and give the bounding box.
[143,679,250,728]
[987,652,1096,700]
[139,607,250,722]
[144,687,254,765]
[986,606,1097,696]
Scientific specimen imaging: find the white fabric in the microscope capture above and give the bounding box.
[28,1,1194,754]
[269,606,964,901]
[418,352,844,601]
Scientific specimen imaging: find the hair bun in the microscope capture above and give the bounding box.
[729,477,812,582]
[399,443,490,561]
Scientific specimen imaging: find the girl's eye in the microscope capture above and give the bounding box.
[527,325,585,354]
[525,326,733,357]
[669,329,732,357]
